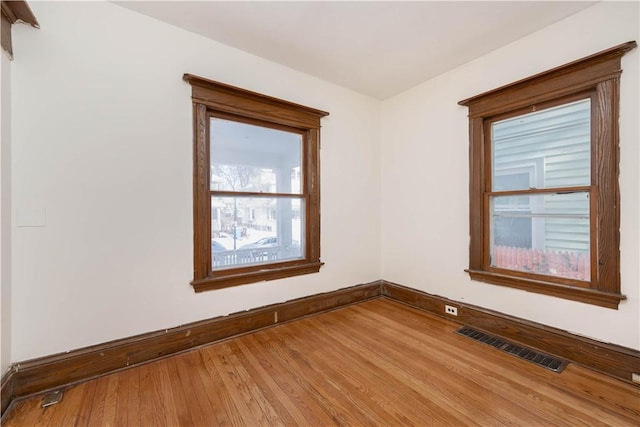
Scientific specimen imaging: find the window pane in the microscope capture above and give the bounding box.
[492,99,590,191]
[210,118,302,194]
[211,196,304,270]
[490,192,590,281]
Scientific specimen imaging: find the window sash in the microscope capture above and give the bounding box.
[209,116,309,195]
[210,194,307,272]
[486,189,592,285]
[490,98,591,192]
[483,95,596,287]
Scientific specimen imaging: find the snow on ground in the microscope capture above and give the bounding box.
[213,228,275,251]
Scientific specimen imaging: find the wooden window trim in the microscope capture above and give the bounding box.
[459,41,637,309]
[1,0,39,59]
[183,74,329,292]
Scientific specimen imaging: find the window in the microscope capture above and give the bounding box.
[184,74,329,291]
[459,41,636,309]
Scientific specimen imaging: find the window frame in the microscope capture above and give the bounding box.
[458,41,636,309]
[184,74,329,292]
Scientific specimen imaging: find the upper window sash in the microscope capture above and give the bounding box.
[209,114,305,196]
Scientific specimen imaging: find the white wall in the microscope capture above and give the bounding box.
[8,0,638,365]
[9,1,381,361]
[381,1,640,349]
[1,47,12,374]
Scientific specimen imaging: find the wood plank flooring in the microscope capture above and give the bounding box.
[3,298,639,426]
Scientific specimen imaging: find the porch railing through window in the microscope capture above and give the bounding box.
[492,245,590,281]
[213,247,301,269]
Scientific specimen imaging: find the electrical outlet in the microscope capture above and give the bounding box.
[445,305,458,316]
[632,373,640,384]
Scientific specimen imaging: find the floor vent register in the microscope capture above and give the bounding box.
[455,326,568,373]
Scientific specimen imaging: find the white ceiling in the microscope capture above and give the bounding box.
[115,1,596,99]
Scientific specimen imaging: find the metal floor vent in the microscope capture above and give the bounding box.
[455,326,567,373]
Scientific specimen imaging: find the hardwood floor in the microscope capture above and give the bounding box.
[3,298,639,426]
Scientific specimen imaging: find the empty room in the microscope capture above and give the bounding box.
[1,1,639,425]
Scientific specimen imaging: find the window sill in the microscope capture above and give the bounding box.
[465,269,625,309]
[192,261,323,292]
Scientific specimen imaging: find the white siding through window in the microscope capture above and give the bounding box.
[492,99,591,252]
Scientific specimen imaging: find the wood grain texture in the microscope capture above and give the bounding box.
[0,1,39,26]
[192,262,324,292]
[192,103,211,281]
[306,128,321,262]
[183,74,329,129]
[594,78,621,293]
[1,0,39,59]
[458,41,636,116]
[3,298,638,426]
[460,41,636,308]
[1,9,12,58]
[185,74,327,291]
[468,116,484,271]
[4,282,381,408]
[383,280,640,385]
[465,269,624,308]
[3,280,639,420]
[0,365,16,415]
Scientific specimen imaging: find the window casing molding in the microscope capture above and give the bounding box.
[459,41,637,309]
[184,74,329,292]
[1,0,39,59]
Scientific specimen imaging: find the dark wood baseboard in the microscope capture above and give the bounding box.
[381,280,640,385]
[3,278,639,418]
[1,365,17,416]
[5,281,382,412]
